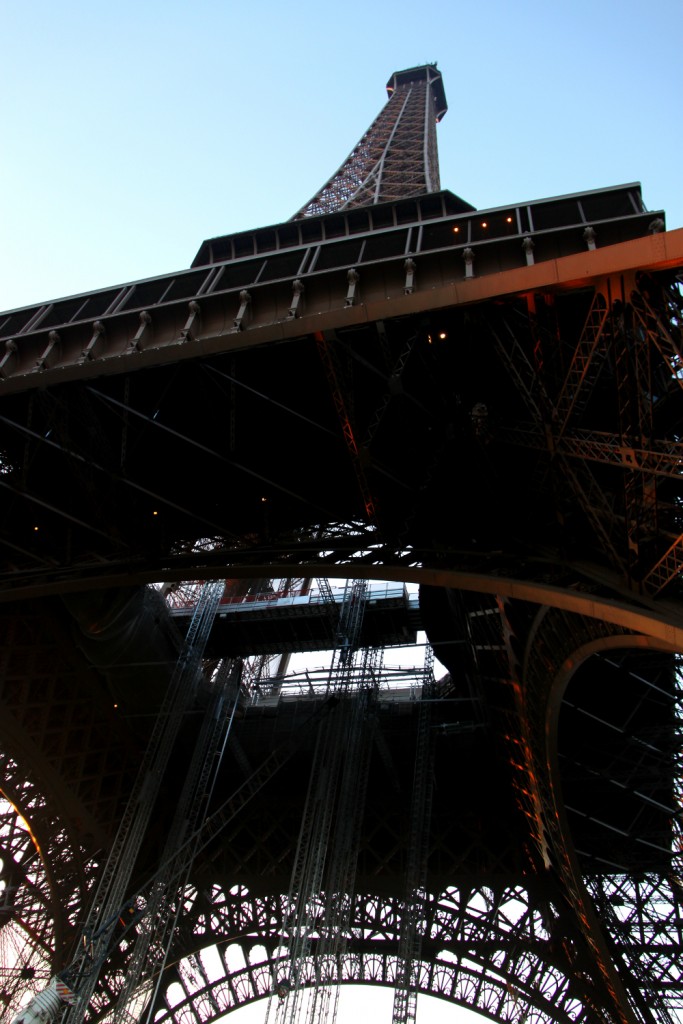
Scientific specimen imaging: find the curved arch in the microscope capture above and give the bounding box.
[155,950,569,1024]
[0,784,56,1019]
[6,558,683,655]
[545,630,682,1019]
[146,883,598,1024]
[510,607,681,1024]
[0,748,99,1024]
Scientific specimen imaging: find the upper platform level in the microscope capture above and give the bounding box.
[387,64,447,122]
[191,182,651,269]
[167,581,420,656]
[0,181,661,371]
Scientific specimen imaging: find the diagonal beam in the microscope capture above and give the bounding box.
[504,423,683,479]
[640,532,683,594]
[555,291,610,436]
[631,282,683,393]
[87,386,336,517]
[0,412,234,540]
[315,330,377,522]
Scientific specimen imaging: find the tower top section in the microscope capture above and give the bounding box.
[293,63,448,219]
[386,64,447,122]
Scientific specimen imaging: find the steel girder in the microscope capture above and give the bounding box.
[0,198,667,401]
[485,269,683,597]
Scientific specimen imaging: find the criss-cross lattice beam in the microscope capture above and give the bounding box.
[0,789,59,1015]
[555,292,610,437]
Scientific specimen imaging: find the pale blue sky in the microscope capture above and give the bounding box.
[1,0,682,312]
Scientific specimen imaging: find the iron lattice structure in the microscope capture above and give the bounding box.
[1,64,683,1024]
[292,64,447,218]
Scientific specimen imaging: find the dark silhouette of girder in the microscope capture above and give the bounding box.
[1,65,683,1024]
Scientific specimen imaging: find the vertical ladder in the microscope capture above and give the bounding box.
[305,645,382,1024]
[113,655,243,1023]
[392,646,436,1024]
[63,581,223,1022]
[275,581,370,1024]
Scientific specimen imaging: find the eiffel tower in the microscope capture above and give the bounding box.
[2,63,683,1024]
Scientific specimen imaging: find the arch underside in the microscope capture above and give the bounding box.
[504,599,683,1024]
[148,874,683,1024]
[3,282,683,1019]
[104,599,682,1024]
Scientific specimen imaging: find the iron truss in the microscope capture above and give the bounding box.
[490,271,683,597]
[495,599,681,1024]
[292,65,446,219]
[0,267,681,614]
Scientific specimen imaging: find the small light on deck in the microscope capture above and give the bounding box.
[453,226,459,233]
[481,221,488,229]
[506,216,513,223]
[439,331,447,340]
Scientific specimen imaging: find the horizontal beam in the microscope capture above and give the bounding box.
[2,557,682,651]
[0,228,681,397]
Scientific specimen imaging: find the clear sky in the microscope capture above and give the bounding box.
[2,3,681,1021]
[1,0,682,313]
[228,988,476,1023]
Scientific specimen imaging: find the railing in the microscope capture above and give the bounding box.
[165,581,416,613]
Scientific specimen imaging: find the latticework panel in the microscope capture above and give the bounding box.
[0,760,100,1021]
[4,602,683,1024]
[145,881,624,1024]
[0,790,54,1018]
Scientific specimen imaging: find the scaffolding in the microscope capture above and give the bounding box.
[272,580,374,1024]
[7,577,464,1024]
[61,582,224,1023]
[391,646,435,1024]
[112,656,243,1023]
